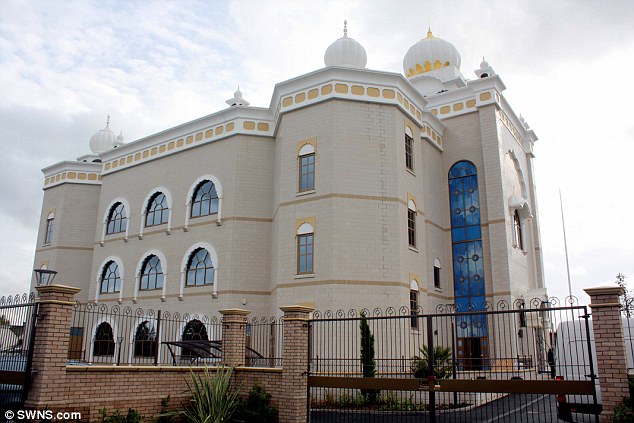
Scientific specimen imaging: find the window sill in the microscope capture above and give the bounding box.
[297,189,316,197]
[406,168,416,177]
[512,244,528,255]
[408,246,419,253]
[434,287,442,292]
[42,243,51,247]
[294,273,315,279]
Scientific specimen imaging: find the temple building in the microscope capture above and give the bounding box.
[31,23,546,363]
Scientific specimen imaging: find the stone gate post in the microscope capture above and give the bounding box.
[585,284,630,422]
[219,308,250,366]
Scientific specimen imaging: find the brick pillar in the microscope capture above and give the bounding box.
[585,285,630,422]
[280,305,314,423]
[25,284,81,409]
[219,308,250,366]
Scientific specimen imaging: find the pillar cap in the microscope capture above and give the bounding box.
[35,284,81,295]
[219,308,250,316]
[280,305,315,313]
[584,284,624,297]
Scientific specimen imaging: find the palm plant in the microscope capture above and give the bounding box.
[411,345,453,380]
[172,366,243,423]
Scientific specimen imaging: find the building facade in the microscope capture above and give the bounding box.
[31,26,546,362]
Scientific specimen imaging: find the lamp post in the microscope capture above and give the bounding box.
[33,268,57,286]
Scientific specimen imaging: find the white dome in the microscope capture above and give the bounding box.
[324,21,367,69]
[403,29,461,79]
[89,118,117,154]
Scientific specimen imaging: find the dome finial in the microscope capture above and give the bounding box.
[343,19,348,38]
[426,20,433,39]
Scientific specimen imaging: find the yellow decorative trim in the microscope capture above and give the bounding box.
[295,92,306,103]
[397,93,403,104]
[282,97,293,107]
[321,84,333,95]
[67,172,77,179]
[126,155,133,164]
[215,126,224,135]
[134,152,141,160]
[77,173,87,180]
[257,122,269,131]
[431,109,438,115]
[367,87,380,97]
[453,102,464,111]
[226,122,235,131]
[176,139,184,147]
[119,158,125,166]
[308,88,319,99]
[159,145,166,153]
[351,85,364,95]
[407,193,417,208]
[243,121,255,130]
[150,147,158,156]
[409,273,420,283]
[167,141,175,150]
[382,89,395,99]
[195,132,203,141]
[296,137,317,155]
[142,150,149,158]
[466,99,476,108]
[440,106,450,115]
[186,135,193,144]
[335,83,348,93]
[479,92,492,101]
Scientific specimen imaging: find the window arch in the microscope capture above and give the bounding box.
[44,211,54,244]
[405,126,414,171]
[297,222,314,274]
[433,258,442,289]
[185,248,215,287]
[145,192,169,227]
[93,322,115,356]
[407,200,417,248]
[513,210,524,250]
[191,181,219,218]
[106,202,127,235]
[100,260,121,293]
[134,321,157,357]
[298,144,315,192]
[140,255,164,290]
[182,319,209,357]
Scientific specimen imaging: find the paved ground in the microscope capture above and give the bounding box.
[310,393,598,422]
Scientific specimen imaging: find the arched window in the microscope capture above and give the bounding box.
[182,319,209,357]
[140,255,164,290]
[298,144,315,192]
[93,322,115,356]
[407,200,416,248]
[186,248,215,286]
[448,161,488,369]
[410,280,419,329]
[405,127,414,171]
[134,321,157,357]
[433,258,442,289]
[513,210,524,250]
[191,180,218,218]
[100,261,121,293]
[44,212,54,244]
[145,192,169,227]
[106,202,127,235]
[297,222,314,274]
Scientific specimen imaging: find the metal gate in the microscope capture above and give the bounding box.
[307,300,598,422]
[0,293,39,411]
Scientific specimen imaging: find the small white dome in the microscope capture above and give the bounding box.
[480,57,489,69]
[89,117,117,154]
[403,29,461,79]
[324,20,367,69]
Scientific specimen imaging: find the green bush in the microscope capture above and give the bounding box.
[359,311,379,403]
[411,345,453,380]
[99,408,145,423]
[614,397,634,422]
[169,366,243,423]
[232,384,278,423]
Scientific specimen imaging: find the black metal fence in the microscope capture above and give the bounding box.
[308,297,596,422]
[0,293,38,408]
[68,302,282,367]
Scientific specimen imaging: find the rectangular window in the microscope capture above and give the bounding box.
[405,134,413,171]
[407,209,416,247]
[434,266,441,288]
[410,290,419,328]
[299,153,315,192]
[297,233,314,274]
[44,217,54,244]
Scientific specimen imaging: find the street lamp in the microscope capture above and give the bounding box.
[33,268,58,286]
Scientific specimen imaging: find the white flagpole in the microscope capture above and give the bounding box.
[559,189,573,301]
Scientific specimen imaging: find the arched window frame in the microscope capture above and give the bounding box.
[297,222,314,275]
[140,188,172,237]
[181,319,209,358]
[185,176,223,229]
[410,280,420,329]
[44,211,54,245]
[132,320,157,359]
[513,210,524,251]
[100,198,130,245]
[433,258,442,289]
[405,126,414,171]
[95,256,125,303]
[407,200,417,248]
[508,195,531,252]
[298,144,315,193]
[179,243,219,299]
[133,250,168,303]
[91,321,116,361]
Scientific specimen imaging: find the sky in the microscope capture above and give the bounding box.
[0,0,633,303]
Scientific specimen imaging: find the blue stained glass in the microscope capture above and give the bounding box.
[466,225,481,241]
[452,228,466,242]
[449,161,476,179]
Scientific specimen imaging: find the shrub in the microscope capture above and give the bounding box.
[359,311,379,403]
[232,384,278,423]
[411,345,453,380]
[99,408,145,423]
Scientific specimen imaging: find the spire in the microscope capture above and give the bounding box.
[106,114,110,128]
[226,86,250,107]
[426,19,433,39]
[343,20,348,38]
